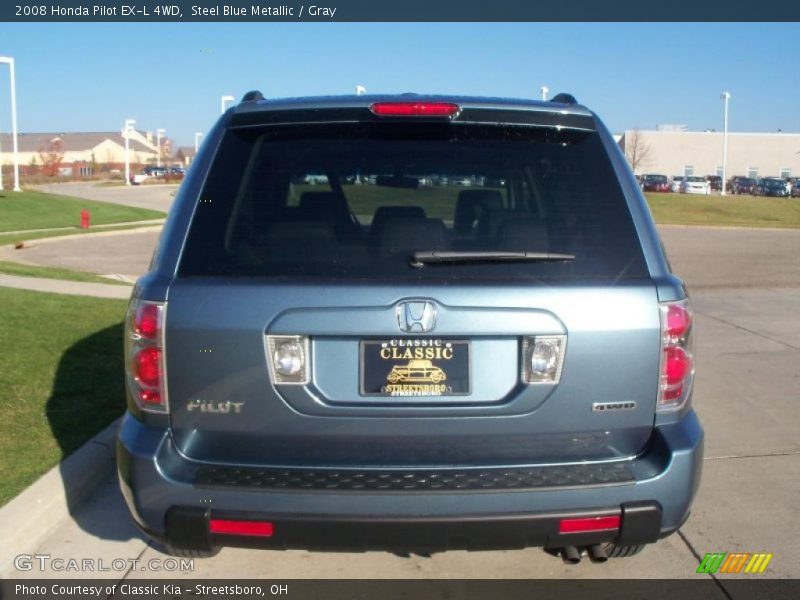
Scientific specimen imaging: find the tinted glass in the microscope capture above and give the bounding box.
[178,123,647,281]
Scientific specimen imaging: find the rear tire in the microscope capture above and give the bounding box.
[600,542,646,558]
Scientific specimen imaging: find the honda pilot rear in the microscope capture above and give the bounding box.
[117,93,703,562]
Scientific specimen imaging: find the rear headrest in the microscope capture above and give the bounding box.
[299,192,350,221]
[495,218,549,252]
[379,218,448,257]
[371,206,426,230]
[454,190,504,235]
[477,208,519,241]
[263,220,337,262]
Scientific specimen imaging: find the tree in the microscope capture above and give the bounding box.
[38,137,65,177]
[624,128,653,174]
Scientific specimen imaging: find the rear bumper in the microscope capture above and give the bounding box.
[117,410,703,552]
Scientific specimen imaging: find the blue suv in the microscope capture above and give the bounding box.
[117,92,703,562]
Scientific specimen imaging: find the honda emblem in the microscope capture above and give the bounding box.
[397,300,437,333]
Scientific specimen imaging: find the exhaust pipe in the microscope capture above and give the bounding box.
[588,544,608,563]
[561,546,581,564]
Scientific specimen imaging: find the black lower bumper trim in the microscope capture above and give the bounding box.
[194,462,635,492]
[164,501,662,553]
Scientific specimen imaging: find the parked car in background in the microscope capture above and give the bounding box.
[169,166,186,176]
[143,166,168,178]
[670,176,684,193]
[729,177,756,195]
[681,176,711,195]
[726,176,744,193]
[754,178,790,197]
[706,176,722,191]
[641,174,670,192]
[790,178,800,198]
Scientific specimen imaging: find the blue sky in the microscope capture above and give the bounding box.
[0,23,798,147]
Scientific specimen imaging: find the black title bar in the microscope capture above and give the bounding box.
[2,0,799,22]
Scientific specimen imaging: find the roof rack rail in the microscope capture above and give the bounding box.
[241,90,264,102]
[550,93,578,105]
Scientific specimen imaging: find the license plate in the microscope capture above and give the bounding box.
[360,339,470,397]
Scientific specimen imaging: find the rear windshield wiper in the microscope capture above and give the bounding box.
[409,250,575,268]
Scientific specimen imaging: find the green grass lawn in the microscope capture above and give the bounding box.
[0,288,128,506]
[645,193,800,228]
[0,189,165,233]
[0,261,132,286]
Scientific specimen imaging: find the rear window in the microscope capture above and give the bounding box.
[178,122,647,281]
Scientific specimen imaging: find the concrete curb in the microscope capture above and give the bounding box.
[7,224,164,248]
[2,219,166,237]
[0,418,120,577]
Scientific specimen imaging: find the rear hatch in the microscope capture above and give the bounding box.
[165,102,661,467]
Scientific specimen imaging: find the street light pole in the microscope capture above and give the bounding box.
[221,95,235,114]
[720,91,730,197]
[124,118,135,186]
[195,132,203,153]
[156,128,165,168]
[540,86,549,101]
[0,56,22,191]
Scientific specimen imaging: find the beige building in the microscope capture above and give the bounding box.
[174,146,197,166]
[0,129,166,171]
[619,130,800,180]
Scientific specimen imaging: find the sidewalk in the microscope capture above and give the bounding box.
[0,274,132,299]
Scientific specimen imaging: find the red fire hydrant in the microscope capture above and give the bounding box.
[80,209,90,229]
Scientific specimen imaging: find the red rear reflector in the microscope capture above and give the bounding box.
[370,102,459,117]
[209,519,274,537]
[559,515,620,534]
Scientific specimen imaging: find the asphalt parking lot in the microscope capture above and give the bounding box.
[5,187,800,585]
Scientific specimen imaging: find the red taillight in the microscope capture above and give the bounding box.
[658,300,694,410]
[370,102,460,117]
[665,346,690,383]
[133,347,161,387]
[209,519,274,537]
[663,346,691,400]
[125,299,167,413]
[665,304,690,339]
[134,304,159,339]
[139,389,161,405]
[559,515,620,534]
